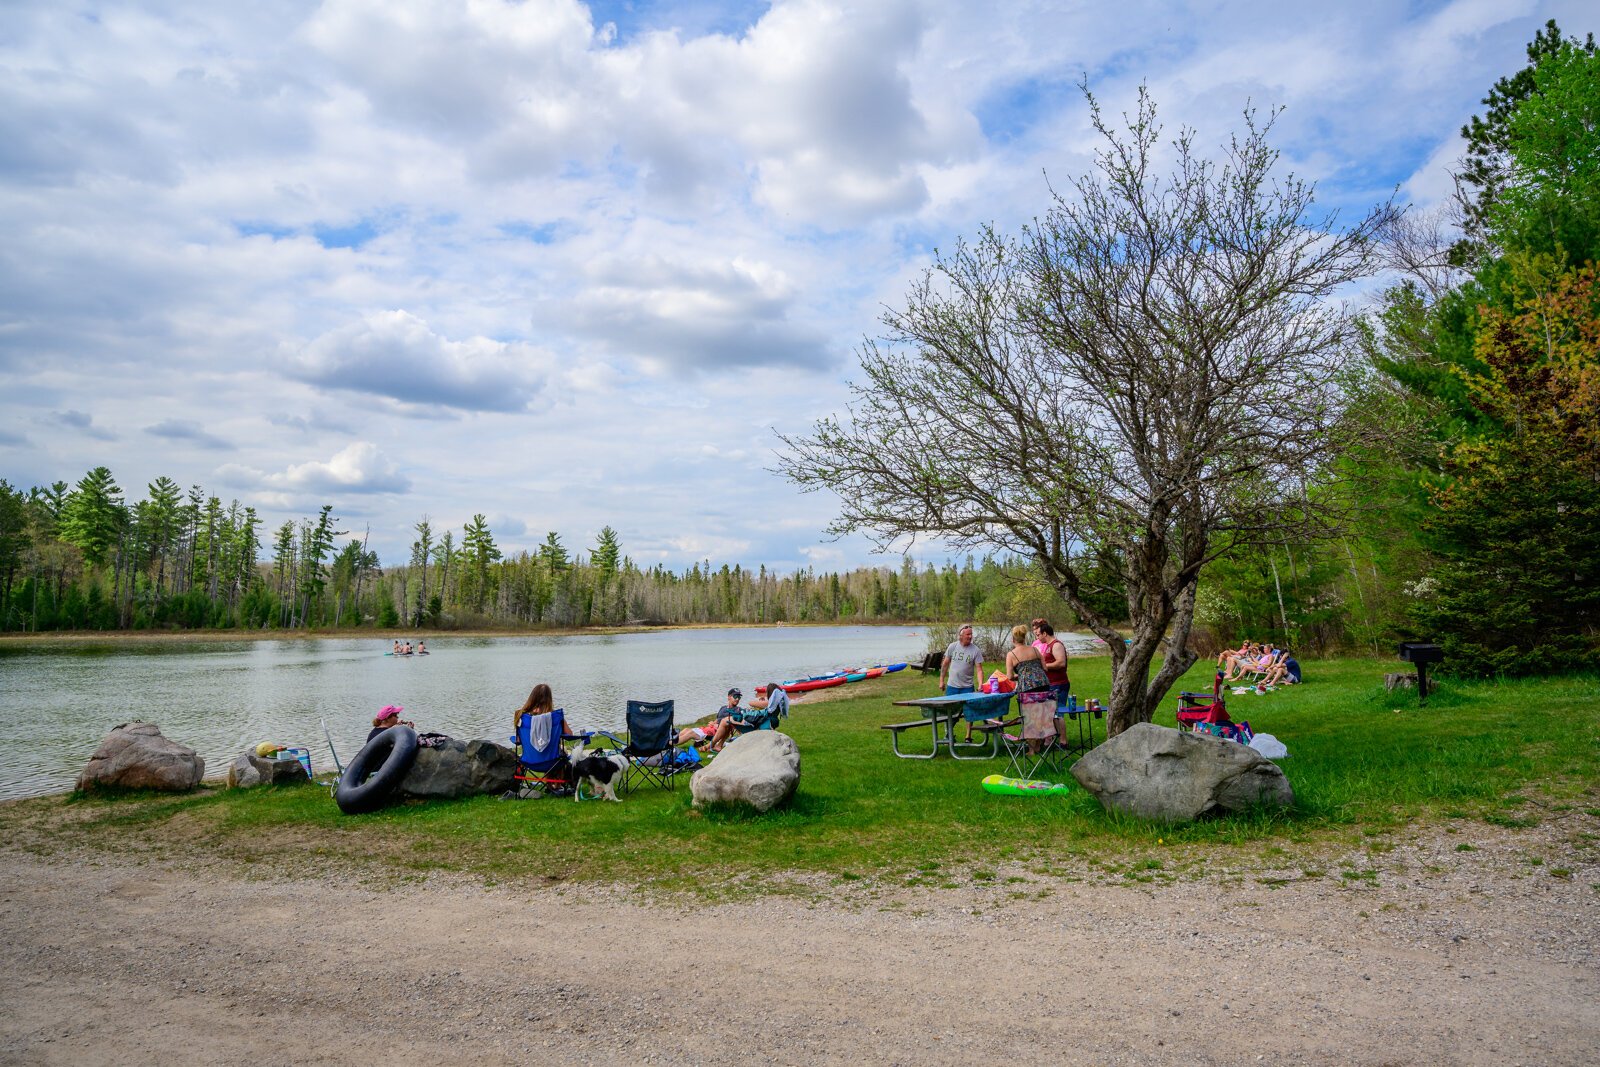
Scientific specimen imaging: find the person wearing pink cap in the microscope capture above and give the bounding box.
[367,705,414,742]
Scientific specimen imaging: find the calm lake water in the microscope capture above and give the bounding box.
[0,625,941,800]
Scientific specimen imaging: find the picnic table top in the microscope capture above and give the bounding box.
[891,692,1014,709]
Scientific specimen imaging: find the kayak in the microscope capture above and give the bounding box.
[781,671,845,686]
[782,676,847,694]
[883,662,907,673]
[845,672,868,682]
[865,668,886,679]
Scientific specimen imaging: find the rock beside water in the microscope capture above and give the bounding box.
[398,738,519,799]
[227,752,311,788]
[77,722,205,793]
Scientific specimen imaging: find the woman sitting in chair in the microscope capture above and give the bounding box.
[1001,625,1057,752]
[513,683,584,782]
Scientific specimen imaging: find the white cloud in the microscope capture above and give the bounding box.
[291,310,558,412]
[219,442,411,497]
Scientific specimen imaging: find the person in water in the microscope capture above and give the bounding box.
[416,640,428,655]
[391,640,402,655]
[368,704,415,741]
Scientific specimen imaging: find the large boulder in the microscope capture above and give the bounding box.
[1070,722,1293,823]
[690,731,800,812]
[227,752,312,788]
[77,722,205,793]
[398,738,518,799]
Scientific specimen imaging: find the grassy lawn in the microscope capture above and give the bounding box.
[4,656,1598,894]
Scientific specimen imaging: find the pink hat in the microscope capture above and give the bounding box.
[374,704,404,726]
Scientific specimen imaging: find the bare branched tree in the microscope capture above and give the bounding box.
[779,87,1394,736]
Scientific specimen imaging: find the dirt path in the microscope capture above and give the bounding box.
[2,814,1596,1066]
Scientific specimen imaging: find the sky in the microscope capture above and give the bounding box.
[0,0,1590,572]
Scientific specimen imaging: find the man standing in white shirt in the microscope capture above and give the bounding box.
[939,624,984,696]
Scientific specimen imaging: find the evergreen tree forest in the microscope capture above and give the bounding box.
[1197,20,1599,674]
[0,471,1093,634]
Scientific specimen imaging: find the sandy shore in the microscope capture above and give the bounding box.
[2,813,1595,1065]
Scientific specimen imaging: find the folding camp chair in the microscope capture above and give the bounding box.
[726,702,783,739]
[1175,673,1254,743]
[998,691,1064,779]
[613,699,694,793]
[505,708,583,799]
[1176,672,1228,731]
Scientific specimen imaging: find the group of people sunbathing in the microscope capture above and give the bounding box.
[673,684,790,751]
[1216,641,1301,689]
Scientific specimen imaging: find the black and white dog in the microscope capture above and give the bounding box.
[567,741,628,803]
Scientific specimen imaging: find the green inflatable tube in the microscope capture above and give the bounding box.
[981,774,1071,796]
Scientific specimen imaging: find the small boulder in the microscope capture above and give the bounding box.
[227,752,311,788]
[690,731,800,812]
[1070,722,1293,823]
[1384,672,1417,692]
[77,722,205,793]
[398,738,518,799]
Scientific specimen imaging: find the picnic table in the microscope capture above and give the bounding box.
[883,692,1105,761]
[883,692,1013,759]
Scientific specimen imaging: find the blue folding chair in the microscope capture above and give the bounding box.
[505,708,584,799]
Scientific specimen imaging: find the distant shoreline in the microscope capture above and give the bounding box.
[0,620,934,648]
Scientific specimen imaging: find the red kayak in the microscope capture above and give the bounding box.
[782,676,848,694]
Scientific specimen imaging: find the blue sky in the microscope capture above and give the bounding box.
[0,0,1589,571]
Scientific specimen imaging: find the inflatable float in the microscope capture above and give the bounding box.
[981,773,1071,796]
[334,726,419,814]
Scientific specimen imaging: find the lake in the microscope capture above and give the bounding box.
[0,626,926,799]
[0,624,1107,800]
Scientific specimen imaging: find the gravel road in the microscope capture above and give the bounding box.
[2,815,1596,1066]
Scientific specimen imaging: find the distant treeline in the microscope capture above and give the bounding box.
[0,468,1100,634]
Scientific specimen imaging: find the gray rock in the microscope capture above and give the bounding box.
[398,738,518,799]
[77,722,205,793]
[690,731,800,812]
[226,752,311,788]
[1070,722,1293,823]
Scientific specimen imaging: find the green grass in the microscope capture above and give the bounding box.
[4,657,1597,893]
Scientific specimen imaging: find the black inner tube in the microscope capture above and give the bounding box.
[334,725,418,814]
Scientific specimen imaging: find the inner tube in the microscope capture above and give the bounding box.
[335,725,419,814]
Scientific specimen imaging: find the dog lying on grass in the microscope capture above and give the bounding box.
[566,741,628,802]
